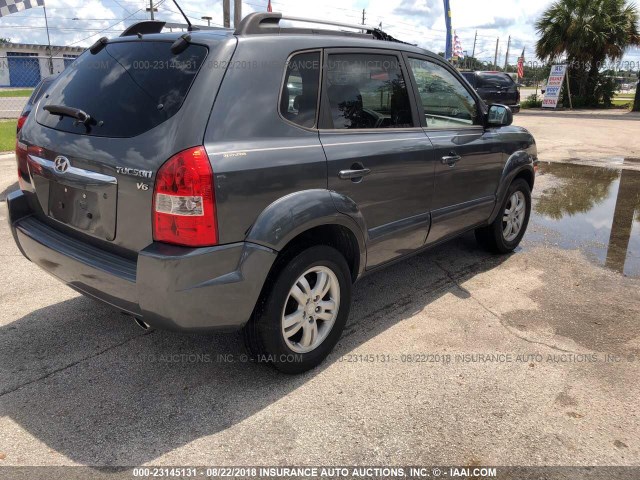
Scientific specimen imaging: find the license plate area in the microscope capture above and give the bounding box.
[47,180,117,240]
[27,155,118,241]
[49,183,108,236]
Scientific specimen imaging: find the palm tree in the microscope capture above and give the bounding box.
[535,0,640,105]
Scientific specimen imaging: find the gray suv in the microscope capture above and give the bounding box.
[8,13,537,373]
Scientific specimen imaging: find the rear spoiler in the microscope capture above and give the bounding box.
[121,21,166,37]
[121,20,226,37]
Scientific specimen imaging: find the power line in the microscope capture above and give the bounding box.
[64,5,148,47]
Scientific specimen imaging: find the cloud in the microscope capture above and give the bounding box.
[473,16,517,29]
[0,0,637,66]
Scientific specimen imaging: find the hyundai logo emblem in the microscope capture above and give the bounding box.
[54,156,70,174]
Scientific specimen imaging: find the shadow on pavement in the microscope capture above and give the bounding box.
[0,233,508,466]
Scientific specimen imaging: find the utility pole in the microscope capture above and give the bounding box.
[494,37,499,70]
[471,30,477,59]
[223,0,230,28]
[234,0,242,28]
[633,71,640,112]
[362,9,366,25]
[42,2,53,74]
[147,0,155,20]
[504,35,511,71]
[201,16,212,27]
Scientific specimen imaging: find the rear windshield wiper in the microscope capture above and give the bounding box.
[43,105,92,125]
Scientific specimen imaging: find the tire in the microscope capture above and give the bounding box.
[475,178,531,254]
[243,245,352,374]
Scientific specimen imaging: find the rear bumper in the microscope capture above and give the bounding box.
[509,104,521,114]
[7,190,277,332]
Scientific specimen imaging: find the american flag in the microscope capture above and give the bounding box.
[0,0,43,18]
[453,32,464,60]
[517,48,525,79]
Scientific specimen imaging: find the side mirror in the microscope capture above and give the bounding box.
[487,104,513,127]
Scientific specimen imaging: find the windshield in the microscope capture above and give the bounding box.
[36,41,208,138]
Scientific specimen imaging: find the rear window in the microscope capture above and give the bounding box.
[461,72,476,87]
[31,75,59,104]
[36,41,207,138]
[477,73,515,88]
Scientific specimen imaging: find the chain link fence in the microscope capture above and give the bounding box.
[0,55,79,119]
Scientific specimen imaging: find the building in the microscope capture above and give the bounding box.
[0,42,85,88]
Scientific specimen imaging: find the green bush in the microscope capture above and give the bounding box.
[594,76,617,107]
[521,94,542,109]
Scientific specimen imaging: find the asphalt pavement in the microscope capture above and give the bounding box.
[0,111,639,468]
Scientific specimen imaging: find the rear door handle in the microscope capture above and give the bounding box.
[441,154,461,167]
[338,168,371,180]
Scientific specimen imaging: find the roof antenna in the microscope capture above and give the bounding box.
[171,0,196,31]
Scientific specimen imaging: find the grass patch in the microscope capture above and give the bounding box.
[0,120,16,151]
[0,89,33,98]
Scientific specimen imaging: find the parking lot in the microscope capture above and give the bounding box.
[0,111,639,468]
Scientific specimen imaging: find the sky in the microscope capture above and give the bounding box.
[1,0,639,69]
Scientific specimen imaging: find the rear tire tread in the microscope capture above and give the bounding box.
[243,245,351,374]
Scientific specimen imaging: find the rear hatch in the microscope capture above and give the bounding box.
[19,34,235,254]
[475,72,519,106]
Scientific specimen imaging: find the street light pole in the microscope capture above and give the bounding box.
[201,16,212,26]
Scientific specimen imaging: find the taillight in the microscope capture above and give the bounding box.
[17,114,28,135]
[16,140,29,191]
[152,146,218,247]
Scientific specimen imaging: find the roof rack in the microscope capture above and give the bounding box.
[234,12,414,45]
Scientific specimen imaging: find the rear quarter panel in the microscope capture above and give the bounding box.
[204,37,329,246]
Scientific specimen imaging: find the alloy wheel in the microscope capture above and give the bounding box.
[281,266,340,354]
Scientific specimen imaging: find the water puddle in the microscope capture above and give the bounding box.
[526,161,640,278]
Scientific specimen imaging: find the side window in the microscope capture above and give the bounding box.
[279,51,321,128]
[325,53,414,129]
[408,58,479,128]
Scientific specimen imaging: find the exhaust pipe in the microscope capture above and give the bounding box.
[133,317,153,331]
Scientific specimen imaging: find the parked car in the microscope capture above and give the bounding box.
[461,71,521,113]
[16,74,58,136]
[9,13,537,373]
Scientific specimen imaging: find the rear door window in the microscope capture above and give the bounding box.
[36,41,207,138]
[279,51,321,128]
[324,53,415,129]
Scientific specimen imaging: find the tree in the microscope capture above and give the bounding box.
[535,0,640,106]
[458,56,487,71]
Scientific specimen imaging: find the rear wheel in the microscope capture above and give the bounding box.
[475,178,531,253]
[244,245,351,374]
